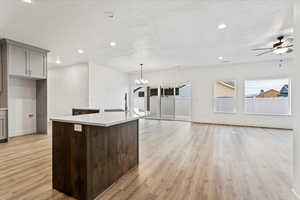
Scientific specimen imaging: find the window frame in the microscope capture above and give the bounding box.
[243,78,292,116]
[213,80,237,114]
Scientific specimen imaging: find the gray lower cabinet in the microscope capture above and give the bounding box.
[8,42,47,79]
[0,110,8,142]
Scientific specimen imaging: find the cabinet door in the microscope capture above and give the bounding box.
[0,112,7,140]
[9,45,28,76]
[29,50,46,78]
[52,122,87,199]
[0,47,2,92]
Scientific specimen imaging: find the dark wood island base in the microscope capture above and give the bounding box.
[52,119,139,200]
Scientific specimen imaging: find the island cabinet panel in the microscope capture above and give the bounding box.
[52,120,139,200]
[86,121,139,199]
[52,122,87,200]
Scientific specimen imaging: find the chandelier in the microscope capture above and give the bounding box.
[135,64,149,85]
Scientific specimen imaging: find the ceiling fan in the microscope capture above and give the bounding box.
[252,36,294,56]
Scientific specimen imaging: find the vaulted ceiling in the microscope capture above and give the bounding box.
[0,0,294,72]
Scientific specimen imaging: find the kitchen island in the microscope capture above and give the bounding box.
[51,112,141,200]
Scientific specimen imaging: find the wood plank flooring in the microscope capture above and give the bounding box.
[0,120,293,200]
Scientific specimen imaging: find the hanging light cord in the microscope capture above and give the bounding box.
[140,64,143,80]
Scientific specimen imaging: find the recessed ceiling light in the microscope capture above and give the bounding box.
[77,49,84,54]
[110,42,117,47]
[22,0,32,3]
[55,57,61,64]
[218,56,224,60]
[218,24,227,29]
[104,11,114,19]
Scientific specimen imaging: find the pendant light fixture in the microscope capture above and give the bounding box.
[135,64,149,85]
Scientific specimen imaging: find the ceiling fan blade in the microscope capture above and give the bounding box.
[282,45,294,48]
[276,44,294,50]
[252,48,273,51]
[285,38,294,43]
[282,39,294,47]
[256,50,274,56]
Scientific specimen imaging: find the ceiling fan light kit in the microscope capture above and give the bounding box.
[253,36,294,56]
[273,47,289,55]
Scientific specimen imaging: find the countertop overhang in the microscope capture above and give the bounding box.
[51,112,143,127]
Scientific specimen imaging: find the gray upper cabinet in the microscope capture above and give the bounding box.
[6,40,48,79]
[29,50,46,78]
[9,44,28,77]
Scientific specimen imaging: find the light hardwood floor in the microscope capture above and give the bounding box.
[0,120,293,200]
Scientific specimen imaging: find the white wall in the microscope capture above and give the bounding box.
[129,60,294,129]
[48,63,89,117]
[8,77,36,137]
[48,62,129,117]
[89,62,129,110]
[293,0,300,198]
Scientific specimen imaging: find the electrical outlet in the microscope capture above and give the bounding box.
[74,124,82,132]
[28,114,34,118]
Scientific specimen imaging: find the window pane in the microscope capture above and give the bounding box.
[214,81,236,113]
[244,79,290,115]
[133,87,145,113]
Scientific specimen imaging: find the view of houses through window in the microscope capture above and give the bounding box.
[214,81,236,113]
[135,79,290,116]
[245,78,290,115]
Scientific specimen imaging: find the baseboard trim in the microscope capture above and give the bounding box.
[13,129,37,136]
[292,188,300,199]
[192,122,293,131]
[145,117,191,123]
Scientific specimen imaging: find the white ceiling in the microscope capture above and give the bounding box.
[0,0,294,72]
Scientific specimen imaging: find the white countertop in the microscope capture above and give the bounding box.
[0,108,8,111]
[51,112,143,127]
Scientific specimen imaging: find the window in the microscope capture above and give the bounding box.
[138,91,145,97]
[175,88,179,96]
[164,88,174,96]
[244,78,290,115]
[133,87,145,113]
[214,81,236,113]
[150,88,158,96]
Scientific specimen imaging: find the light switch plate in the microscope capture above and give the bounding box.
[74,124,82,132]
